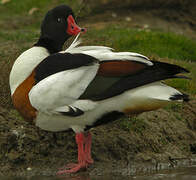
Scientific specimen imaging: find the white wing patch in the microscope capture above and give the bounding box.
[29,64,99,113]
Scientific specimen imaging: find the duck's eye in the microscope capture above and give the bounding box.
[57,18,61,23]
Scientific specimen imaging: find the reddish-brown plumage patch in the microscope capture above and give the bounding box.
[123,100,168,114]
[12,71,37,121]
[98,61,146,77]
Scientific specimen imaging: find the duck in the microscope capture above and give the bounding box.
[9,4,189,174]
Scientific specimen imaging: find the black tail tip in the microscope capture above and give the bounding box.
[170,93,190,102]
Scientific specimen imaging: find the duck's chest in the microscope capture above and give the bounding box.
[10,47,49,121]
[10,47,49,95]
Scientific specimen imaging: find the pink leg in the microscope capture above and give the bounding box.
[57,132,93,175]
[85,132,94,164]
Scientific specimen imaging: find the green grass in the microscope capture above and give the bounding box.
[0,0,82,17]
[164,103,183,112]
[0,30,38,42]
[165,59,196,94]
[120,116,147,134]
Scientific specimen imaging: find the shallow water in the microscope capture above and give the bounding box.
[1,166,196,180]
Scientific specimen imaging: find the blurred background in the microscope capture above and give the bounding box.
[0,0,196,178]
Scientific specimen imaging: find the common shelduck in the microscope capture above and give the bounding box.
[9,5,189,174]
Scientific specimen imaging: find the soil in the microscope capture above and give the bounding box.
[0,100,196,176]
[0,2,196,177]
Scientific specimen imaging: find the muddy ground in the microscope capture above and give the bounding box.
[0,2,196,177]
[0,100,196,176]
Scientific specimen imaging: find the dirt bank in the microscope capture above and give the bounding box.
[0,99,196,176]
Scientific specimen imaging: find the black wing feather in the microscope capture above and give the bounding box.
[80,61,189,101]
[34,53,98,83]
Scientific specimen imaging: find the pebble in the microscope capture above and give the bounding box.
[125,17,132,22]
[143,24,149,29]
[27,167,32,171]
[112,13,117,18]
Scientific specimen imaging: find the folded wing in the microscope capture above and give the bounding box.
[29,53,99,114]
[80,60,189,100]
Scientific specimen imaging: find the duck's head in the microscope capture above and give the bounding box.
[36,5,86,53]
